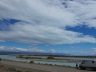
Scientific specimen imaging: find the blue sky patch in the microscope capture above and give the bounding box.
[66,25,96,37]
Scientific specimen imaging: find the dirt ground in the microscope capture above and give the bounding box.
[0,60,96,72]
[0,63,50,72]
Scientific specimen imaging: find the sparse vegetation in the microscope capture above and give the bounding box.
[47,56,54,59]
[30,60,34,63]
[19,55,24,58]
[16,70,22,72]
[0,58,2,60]
[0,64,50,72]
[25,71,32,72]
[8,66,16,71]
[16,55,42,59]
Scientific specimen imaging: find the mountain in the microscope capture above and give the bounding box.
[0,51,69,56]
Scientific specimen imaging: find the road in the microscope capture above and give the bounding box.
[1,60,95,72]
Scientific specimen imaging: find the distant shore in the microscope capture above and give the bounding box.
[15,55,84,63]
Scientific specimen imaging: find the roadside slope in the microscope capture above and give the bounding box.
[1,60,95,72]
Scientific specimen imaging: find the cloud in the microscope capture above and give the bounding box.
[0,22,96,44]
[0,0,96,44]
[92,48,96,50]
[0,46,5,49]
[0,0,78,27]
[1,45,96,55]
[66,0,96,27]
[49,49,56,53]
[28,47,45,52]
[62,48,96,55]
[1,0,96,27]
[91,48,96,52]
[0,46,45,52]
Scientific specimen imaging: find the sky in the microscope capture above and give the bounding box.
[0,0,96,55]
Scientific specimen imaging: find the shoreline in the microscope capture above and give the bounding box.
[1,59,75,68]
[0,59,95,72]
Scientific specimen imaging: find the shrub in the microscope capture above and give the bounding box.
[30,60,34,63]
[45,63,48,65]
[8,66,16,71]
[48,64,53,66]
[16,70,22,72]
[0,58,2,61]
[25,71,32,72]
[47,56,54,59]
[0,64,4,68]
[54,64,57,66]
[62,65,67,67]
[16,55,23,58]
[25,57,30,59]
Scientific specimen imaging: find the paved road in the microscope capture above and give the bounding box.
[1,60,95,72]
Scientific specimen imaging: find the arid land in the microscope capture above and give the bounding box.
[0,60,96,72]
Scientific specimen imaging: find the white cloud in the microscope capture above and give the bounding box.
[91,48,96,52]
[0,0,78,27]
[12,47,28,52]
[1,45,96,55]
[0,0,96,44]
[62,48,96,55]
[0,22,96,44]
[0,46,45,52]
[0,0,96,27]
[49,49,56,53]
[28,47,45,53]
[0,46,5,49]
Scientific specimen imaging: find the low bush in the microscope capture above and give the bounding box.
[25,71,32,72]
[8,66,16,71]
[16,70,22,72]
[47,56,54,59]
[0,64,4,68]
[62,65,66,67]
[30,60,34,63]
[0,58,2,61]
[54,64,58,66]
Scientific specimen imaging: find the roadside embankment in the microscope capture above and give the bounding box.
[0,60,96,72]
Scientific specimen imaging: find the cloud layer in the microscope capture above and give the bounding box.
[0,46,45,52]
[0,0,96,44]
[0,45,96,55]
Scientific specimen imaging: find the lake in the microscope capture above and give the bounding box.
[0,55,95,67]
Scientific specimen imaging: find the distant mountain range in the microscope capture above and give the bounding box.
[0,51,69,56]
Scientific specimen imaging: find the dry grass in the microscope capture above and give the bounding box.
[0,64,50,72]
